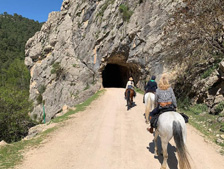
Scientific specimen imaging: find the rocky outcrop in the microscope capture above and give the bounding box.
[25,0,224,121]
[0,140,7,147]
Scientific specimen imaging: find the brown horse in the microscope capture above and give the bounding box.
[125,88,135,110]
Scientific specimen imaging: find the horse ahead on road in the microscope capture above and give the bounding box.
[146,94,191,169]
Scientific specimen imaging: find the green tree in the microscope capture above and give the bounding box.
[0,86,35,143]
[0,13,42,142]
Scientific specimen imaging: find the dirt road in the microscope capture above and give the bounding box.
[16,88,224,169]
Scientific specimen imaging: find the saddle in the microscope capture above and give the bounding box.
[151,104,176,128]
[158,103,176,113]
[151,108,189,128]
[125,86,136,97]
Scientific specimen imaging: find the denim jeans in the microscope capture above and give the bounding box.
[150,106,160,117]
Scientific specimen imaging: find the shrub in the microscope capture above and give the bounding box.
[215,102,224,114]
[0,86,35,143]
[36,93,43,105]
[189,103,208,115]
[201,67,214,79]
[119,4,133,22]
[220,123,224,132]
[38,85,46,94]
[51,62,63,79]
[177,97,191,110]
[97,0,115,18]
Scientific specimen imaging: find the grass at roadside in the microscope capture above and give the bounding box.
[135,87,144,94]
[0,127,58,169]
[178,103,224,154]
[52,89,105,123]
[0,89,105,169]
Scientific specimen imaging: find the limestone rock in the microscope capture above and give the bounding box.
[24,123,57,140]
[216,138,224,144]
[25,0,224,120]
[221,134,224,139]
[0,140,7,147]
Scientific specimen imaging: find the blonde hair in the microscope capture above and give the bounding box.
[158,74,171,90]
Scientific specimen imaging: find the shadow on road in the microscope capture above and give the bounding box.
[147,137,178,169]
[126,102,137,110]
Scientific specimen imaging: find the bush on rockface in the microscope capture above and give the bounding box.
[215,102,224,114]
[119,4,133,22]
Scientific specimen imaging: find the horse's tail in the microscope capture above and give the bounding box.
[145,94,151,115]
[173,121,191,169]
[145,93,154,122]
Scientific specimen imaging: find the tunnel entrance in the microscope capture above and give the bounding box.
[101,62,141,88]
[102,64,130,88]
[100,52,142,88]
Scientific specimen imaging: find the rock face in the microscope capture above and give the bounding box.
[175,59,224,114]
[25,0,224,121]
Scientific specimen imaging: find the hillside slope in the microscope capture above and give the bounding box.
[0,13,42,143]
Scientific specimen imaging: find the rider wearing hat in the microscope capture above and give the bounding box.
[126,77,134,89]
[125,77,136,97]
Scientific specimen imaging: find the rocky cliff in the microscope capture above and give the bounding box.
[25,0,224,121]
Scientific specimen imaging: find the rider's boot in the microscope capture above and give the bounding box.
[147,120,154,133]
[147,127,154,133]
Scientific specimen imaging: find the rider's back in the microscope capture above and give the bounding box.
[126,80,134,89]
[156,87,177,108]
[145,80,157,93]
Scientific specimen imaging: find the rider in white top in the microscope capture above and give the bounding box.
[126,77,135,89]
[125,77,136,97]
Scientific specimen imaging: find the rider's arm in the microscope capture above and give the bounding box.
[126,81,131,89]
[132,81,135,88]
[144,82,149,91]
[126,82,128,89]
[155,83,158,89]
[170,88,177,108]
[155,89,159,107]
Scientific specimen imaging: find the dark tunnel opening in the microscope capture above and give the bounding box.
[102,64,130,88]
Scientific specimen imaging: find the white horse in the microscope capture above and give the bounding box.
[145,91,191,168]
[154,111,191,169]
[144,92,155,124]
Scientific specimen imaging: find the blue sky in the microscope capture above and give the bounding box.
[0,0,63,22]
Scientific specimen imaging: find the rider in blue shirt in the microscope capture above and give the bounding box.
[143,75,157,103]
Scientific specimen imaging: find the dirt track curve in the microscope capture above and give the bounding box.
[16,88,224,169]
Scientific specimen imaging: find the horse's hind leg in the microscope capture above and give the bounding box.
[127,100,130,110]
[160,138,168,169]
[154,130,159,156]
[145,109,150,124]
[145,95,151,124]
